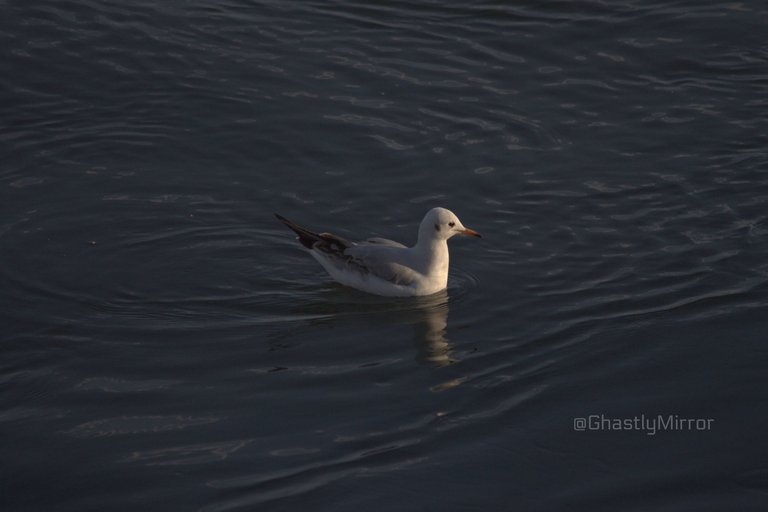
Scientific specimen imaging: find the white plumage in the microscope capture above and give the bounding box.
[276,207,480,297]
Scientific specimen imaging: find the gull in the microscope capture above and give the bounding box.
[275,207,481,297]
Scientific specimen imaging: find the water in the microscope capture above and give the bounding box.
[3,1,768,510]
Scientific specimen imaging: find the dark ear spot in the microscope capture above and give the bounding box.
[434,223,440,231]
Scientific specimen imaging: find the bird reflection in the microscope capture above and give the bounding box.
[408,290,455,367]
[290,286,458,367]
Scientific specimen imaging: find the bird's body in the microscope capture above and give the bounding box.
[276,207,480,297]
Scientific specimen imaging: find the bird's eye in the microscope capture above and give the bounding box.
[448,221,455,228]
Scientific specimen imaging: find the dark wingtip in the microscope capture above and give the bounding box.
[274,213,318,249]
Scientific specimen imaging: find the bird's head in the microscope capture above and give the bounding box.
[419,207,481,242]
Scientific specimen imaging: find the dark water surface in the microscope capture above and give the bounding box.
[3,1,768,510]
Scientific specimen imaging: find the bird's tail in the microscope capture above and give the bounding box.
[275,213,321,249]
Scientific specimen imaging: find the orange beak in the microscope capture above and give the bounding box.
[461,227,482,238]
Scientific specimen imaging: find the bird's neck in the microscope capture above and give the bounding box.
[414,237,449,279]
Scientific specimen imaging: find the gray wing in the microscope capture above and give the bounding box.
[344,244,419,286]
[276,214,416,285]
[362,237,407,249]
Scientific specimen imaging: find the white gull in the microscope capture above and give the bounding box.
[275,207,481,297]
